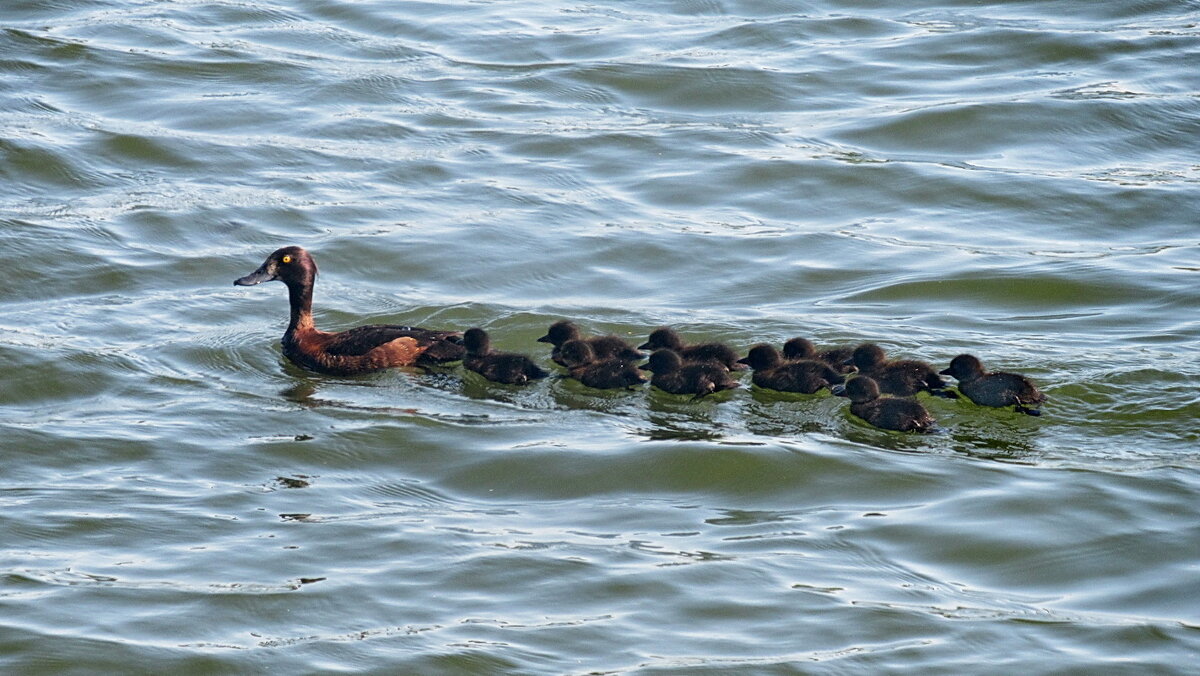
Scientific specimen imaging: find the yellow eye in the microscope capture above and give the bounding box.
[281,255,292,264]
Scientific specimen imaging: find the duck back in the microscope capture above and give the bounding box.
[752,359,844,394]
[852,397,935,433]
[783,338,855,374]
[959,373,1044,409]
[867,359,947,397]
[569,359,647,389]
[466,352,549,385]
[652,362,739,398]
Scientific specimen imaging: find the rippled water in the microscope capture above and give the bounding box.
[2,0,1199,672]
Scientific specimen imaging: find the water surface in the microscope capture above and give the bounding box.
[2,0,1199,673]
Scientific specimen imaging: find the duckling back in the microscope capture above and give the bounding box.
[561,339,646,389]
[642,349,740,398]
[836,376,935,432]
[752,360,844,394]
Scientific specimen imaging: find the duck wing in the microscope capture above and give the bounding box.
[323,324,462,358]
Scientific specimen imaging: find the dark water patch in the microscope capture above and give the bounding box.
[893,23,1163,69]
[91,131,198,170]
[840,267,1152,313]
[0,138,113,192]
[835,97,1200,167]
[570,62,807,113]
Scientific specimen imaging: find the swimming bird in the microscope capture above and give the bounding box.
[462,328,549,385]
[638,327,746,371]
[846,343,955,398]
[234,246,463,375]
[939,354,1046,416]
[782,337,856,374]
[639,349,740,399]
[737,344,844,394]
[559,340,647,390]
[834,376,935,433]
[537,320,643,366]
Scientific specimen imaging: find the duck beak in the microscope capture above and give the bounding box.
[637,342,652,350]
[234,261,276,286]
[638,363,652,371]
[937,367,953,376]
[536,334,552,343]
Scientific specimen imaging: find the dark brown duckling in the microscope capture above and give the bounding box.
[537,320,644,367]
[737,344,844,394]
[847,343,955,398]
[833,376,935,433]
[782,337,856,374]
[939,354,1046,416]
[234,246,464,376]
[462,328,549,385]
[559,340,647,390]
[639,349,740,399]
[637,327,747,371]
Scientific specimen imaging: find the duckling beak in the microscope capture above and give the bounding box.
[536,334,552,343]
[638,363,653,371]
[637,341,652,350]
[234,262,276,286]
[937,367,953,376]
[831,384,848,397]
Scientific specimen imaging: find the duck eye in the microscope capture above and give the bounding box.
[281,255,292,264]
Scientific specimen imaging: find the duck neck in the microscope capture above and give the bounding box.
[285,278,315,334]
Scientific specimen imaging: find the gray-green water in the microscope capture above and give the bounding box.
[2,0,1199,673]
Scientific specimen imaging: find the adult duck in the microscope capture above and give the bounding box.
[234,246,464,375]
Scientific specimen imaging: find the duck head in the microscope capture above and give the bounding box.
[939,354,985,381]
[462,327,491,355]
[833,376,881,403]
[559,339,596,367]
[537,320,580,346]
[639,348,683,374]
[847,343,886,370]
[639,327,683,351]
[737,344,784,370]
[782,337,817,360]
[234,246,316,288]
